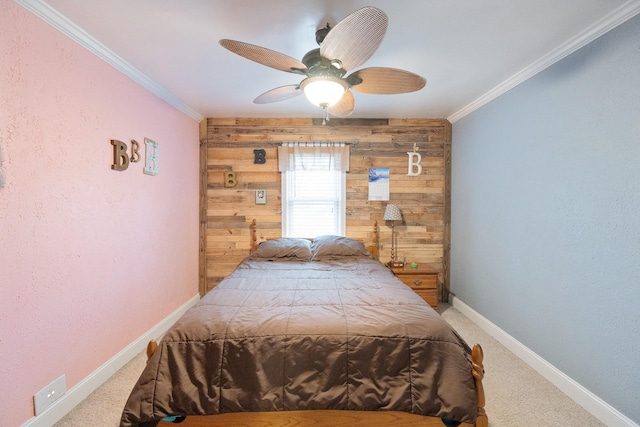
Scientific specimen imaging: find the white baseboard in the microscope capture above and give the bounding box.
[451,296,639,427]
[22,294,200,427]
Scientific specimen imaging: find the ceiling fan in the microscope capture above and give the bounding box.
[219,6,426,124]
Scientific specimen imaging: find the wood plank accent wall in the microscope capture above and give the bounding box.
[200,118,452,300]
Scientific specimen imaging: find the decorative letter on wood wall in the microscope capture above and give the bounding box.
[224,171,237,187]
[144,138,159,176]
[253,149,266,164]
[407,143,422,176]
[111,139,129,171]
[407,152,422,176]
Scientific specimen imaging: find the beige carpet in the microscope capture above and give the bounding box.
[54,304,605,427]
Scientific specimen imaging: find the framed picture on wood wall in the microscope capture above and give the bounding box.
[368,167,390,201]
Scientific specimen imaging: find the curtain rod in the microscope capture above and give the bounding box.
[280,141,358,147]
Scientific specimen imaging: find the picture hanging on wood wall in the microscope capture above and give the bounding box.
[368,167,389,201]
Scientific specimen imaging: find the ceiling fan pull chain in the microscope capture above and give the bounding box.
[322,106,331,125]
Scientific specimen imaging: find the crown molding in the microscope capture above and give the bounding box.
[15,0,204,122]
[448,0,640,123]
[16,0,640,125]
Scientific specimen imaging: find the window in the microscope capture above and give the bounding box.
[283,169,345,237]
[278,143,349,238]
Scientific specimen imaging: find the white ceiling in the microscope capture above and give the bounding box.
[22,0,640,122]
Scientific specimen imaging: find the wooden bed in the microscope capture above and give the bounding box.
[126,220,487,427]
[149,346,487,427]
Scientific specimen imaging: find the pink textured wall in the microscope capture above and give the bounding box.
[0,2,200,425]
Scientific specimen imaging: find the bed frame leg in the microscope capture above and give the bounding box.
[146,340,158,360]
[472,344,488,427]
[250,219,258,253]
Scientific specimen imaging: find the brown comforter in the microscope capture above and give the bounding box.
[120,256,477,426]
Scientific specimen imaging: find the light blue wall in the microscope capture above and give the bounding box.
[451,14,640,423]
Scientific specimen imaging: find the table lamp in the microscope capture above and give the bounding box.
[384,204,403,268]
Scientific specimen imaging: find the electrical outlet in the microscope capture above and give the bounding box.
[33,374,66,416]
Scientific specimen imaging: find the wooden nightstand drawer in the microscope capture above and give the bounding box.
[395,274,437,289]
[391,268,439,312]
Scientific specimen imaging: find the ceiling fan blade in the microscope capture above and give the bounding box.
[320,7,388,71]
[347,67,426,94]
[328,91,355,117]
[220,39,308,75]
[253,85,302,104]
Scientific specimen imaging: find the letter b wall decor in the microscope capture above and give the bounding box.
[111,138,158,175]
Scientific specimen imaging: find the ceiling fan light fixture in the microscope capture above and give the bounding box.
[300,75,347,108]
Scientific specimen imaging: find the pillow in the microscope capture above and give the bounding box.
[311,235,372,260]
[251,238,312,260]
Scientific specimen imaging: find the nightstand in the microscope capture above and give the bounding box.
[391,267,439,312]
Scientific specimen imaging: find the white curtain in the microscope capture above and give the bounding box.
[278,142,350,172]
